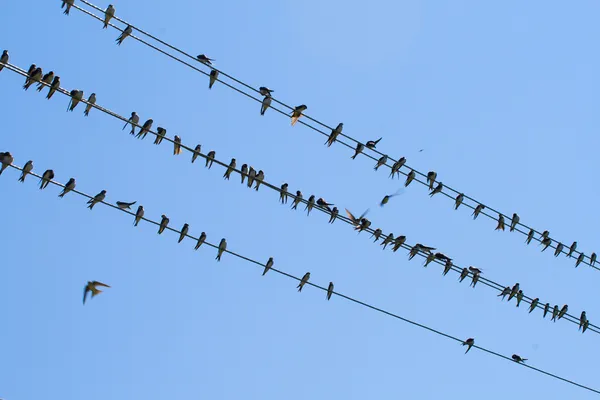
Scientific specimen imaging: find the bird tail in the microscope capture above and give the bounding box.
[84,109,89,116]
[103,22,109,29]
[58,191,65,198]
[18,174,25,182]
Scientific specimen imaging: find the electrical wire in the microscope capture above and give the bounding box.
[2,60,596,335]
[68,0,600,273]
[2,159,599,396]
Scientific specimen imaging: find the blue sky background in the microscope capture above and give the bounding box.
[1,1,600,398]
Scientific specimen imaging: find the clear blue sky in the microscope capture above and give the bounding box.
[1,1,599,398]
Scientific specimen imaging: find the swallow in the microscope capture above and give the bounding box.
[516,290,524,307]
[305,195,315,216]
[194,232,207,250]
[327,282,334,300]
[209,69,219,89]
[345,208,370,228]
[247,167,256,187]
[468,266,482,275]
[103,4,115,28]
[223,158,236,180]
[206,151,216,169]
[579,311,587,331]
[351,143,364,159]
[389,157,406,179]
[83,281,110,304]
[46,76,60,99]
[158,215,169,234]
[575,253,585,267]
[87,190,106,209]
[459,268,469,282]
[36,71,54,92]
[26,63,36,77]
[290,105,307,126]
[260,95,271,115]
[291,191,303,210]
[173,135,182,155]
[259,87,274,96]
[329,206,339,223]
[254,170,264,191]
[153,127,166,145]
[415,243,435,253]
[392,236,406,252]
[297,272,310,292]
[381,233,394,250]
[454,193,464,210]
[442,260,453,276]
[525,229,534,245]
[39,169,54,189]
[278,183,289,204]
[178,223,189,243]
[512,354,527,363]
[558,304,568,320]
[263,257,274,276]
[380,190,402,207]
[541,230,550,240]
[529,298,539,313]
[551,305,559,321]
[508,283,520,301]
[24,67,42,90]
[325,123,343,147]
[592,253,598,266]
[435,253,452,263]
[567,241,577,258]
[496,214,505,231]
[83,93,96,116]
[216,238,227,261]
[424,253,436,267]
[543,303,550,318]
[540,238,552,251]
[366,138,382,149]
[197,54,214,65]
[136,119,153,139]
[116,25,133,45]
[123,112,140,135]
[58,178,76,197]
[554,242,564,257]
[240,164,248,184]
[371,228,382,242]
[116,201,136,210]
[404,170,416,187]
[18,160,33,182]
[0,50,8,72]
[356,218,372,233]
[582,320,589,334]
[62,0,74,15]
[191,144,201,163]
[462,338,475,354]
[472,204,485,219]
[430,182,443,197]
[498,286,510,300]
[67,90,84,112]
[374,155,388,170]
[316,198,334,212]
[134,206,144,226]
[509,213,520,232]
[426,171,437,190]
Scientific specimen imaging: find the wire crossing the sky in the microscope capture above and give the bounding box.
[2,61,596,336]
[66,0,600,274]
[2,158,598,396]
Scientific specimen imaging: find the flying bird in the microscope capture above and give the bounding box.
[209,69,219,89]
[158,215,169,234]
[365,138,382,149]
[87,190,106,209]
[178,223,189,243]
[18,160,33,182]
[345,208,370,228]
[58,178,76,197]
[297,272,310,292]
[197,54,214,65]
[123,112,140,135]
[116,25,133,45]
[290,105,307,126]
[216,238,227,261]
[103,4,115,28]
[116,201,136,210]
[83,281,110,304]
[327,282,334,300]
[263,257,274,276]
[39,169,54,189]
[83,93,96,116]
[351,143,364,159]
[194,232,207,250]
[380,189,402,207]
[462,338,475,354]
[134,206,144,226]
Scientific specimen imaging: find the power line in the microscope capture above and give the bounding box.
[66,0,600,274]
[2,61,596,336]
[2,160,598,396]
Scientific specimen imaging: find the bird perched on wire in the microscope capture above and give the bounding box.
[209,69,219,89]
[216,238,227,261]
[345,208,370,228]
[116,25,133,46]
[351,143,364,159]
[325,123,343,147]
[67,90,84,112]
[316,198,334,212]
[389,157,406,179]
[512,354,527,363]
[83,93,96,116]
[366,138,382,149]
[426,171,437,190]
[404,170,416,187]
[291,105,307,126]
[0,151,14,175]
[297,272,310,292]
[197,54,214,65]
[36,71,54,92]
[327,282,334,300]
[39,169,54,190]
[123,112,140,135]
[58,178,76,197]
[83,281,110,304]
[260,95,271,116]
[46,75,61,100]
[103,4,115,28]
[259,87,274,96]
[18,160,34,182]
[62,0,74,15]
[87,190,106,210]
[0,50,8,72]
[462,338,475,354]
[116,201,136,210]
